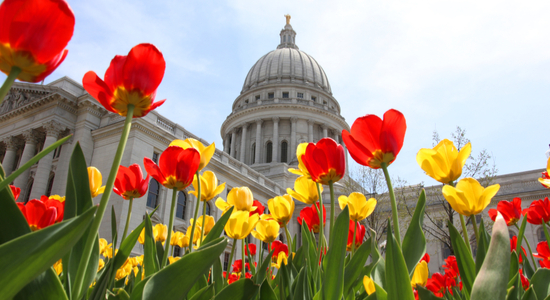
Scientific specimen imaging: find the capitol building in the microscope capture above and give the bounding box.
[1,19,548,272]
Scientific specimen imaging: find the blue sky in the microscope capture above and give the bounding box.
[4,0,550,186]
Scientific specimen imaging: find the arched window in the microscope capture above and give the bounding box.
[205,202,211,216]
[176,191,187,219]
[251,143,256,164]
[147,179,159,208]
[538,227,547,242]
[45,174,55,197]
[174,246,181,257]
[266,142,273,163]
[281,141,288,163]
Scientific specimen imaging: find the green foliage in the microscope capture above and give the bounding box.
[449,221,476,295]
[322,206,349,300]
[402,189,427,276]
[385,221,415,300]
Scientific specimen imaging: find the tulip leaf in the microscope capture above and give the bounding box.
[0,135,71,192]
[509,251,520,282]
[470,214,510,300]
[373,281,388,300]
[416,286,442,300]
[213,257,224,294]
[530,269,550,300]
[260,279,278,300]
[475,218,491,274]
[402,189,427,276]
[142,237,228,299]
[293,267,312,300]
[13,268,68,300]
[129,276,150,300]
[516,217,528,257]
[521,287,538,300]
[144,213,159,277]
[322,206,349,300]
[0,206,95,299]
[188,275,208,299]
[385,220,415,300]
[189,284,215,300]
[155,241,165,267]
[448,221,476,294]
[253,249,274,285]
[200,206,234,249]
[344,236,372,295]
[215,278,259,300]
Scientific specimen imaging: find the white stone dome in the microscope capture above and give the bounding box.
[241,24,332,95]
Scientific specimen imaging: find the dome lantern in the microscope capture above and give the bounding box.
[278,15,298,50]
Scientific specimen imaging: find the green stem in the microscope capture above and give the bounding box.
[329,181,335,239]
[226,240,237,286]
[543,222,550,246]
[242,239,246,279]
[351,220,357,255]
[284,224,292,253]
[161,188,178,268]
[121,198,134,242]
[316,183,325,251]
[259,241,264,270]
[469,215,479,249]
[200,199,206,244]
[459,214,472,254]
[0,67,21,106]
[268,242,272,280]
[515,224,537,270]
[188,171,202,252]
[381,163,401,246]
[71,104,134,300]
[170,245,173,257]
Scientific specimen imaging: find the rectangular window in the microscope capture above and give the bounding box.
[223,252,230,271]
[297,93,304,98]
[152,152,159,163]
[268,93,274,99]
[311,96,316,102]
[282,92,289,98]
[174,246,181,257]
[255,95,260,101]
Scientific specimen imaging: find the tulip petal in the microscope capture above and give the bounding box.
[82,71,115,113]
[342,131,374,167]
[122,43,165,96]
[349,114,383,154]
[103,54,127,92]
[379,109,406,156]
[143,157,167,184]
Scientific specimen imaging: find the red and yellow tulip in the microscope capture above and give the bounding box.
[143,146,200,191]
[113,164,149,200]
[301,138,346,185]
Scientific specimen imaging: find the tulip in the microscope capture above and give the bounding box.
[520,269,529,290]
[488,198,522,226]
[53,259,63,275]
[250,200,265,216]
[232,259,244,273]
[301,138,346,186]
[104,248,117,259]
[190,215,215,236]
[99,238,110,256]
[287,176,322,205]
[297,203,326,233]
[88,167,106,198]
[416,139,471,184]
[442,177,500,217]
[224,210,259,240]
[338,192,377,221]
[522,197,550,225]
[539,157,550,188]
[267,195,295,226]
[251,219,280,244]
[186,225,202,245]
[40,195,65,223]
[426,273,448,297]
[144,146,200,191]
[421,253,430,263]
[363,276,376,295]
[288,143,311,178]
[129,255,143,267]
[245,243,256,256]
[189,170,225,202]
[0,0,75,83]
[534,241,550,268]
[216,187,256,213]
[17,199,58,231]
[153,224,168,243]
[347,220,366,252]
[115,260,133,281]
[170,231,185,247]
[98,259,105,272]
[170,138,215,172]
[168,256,181,265]
[270,240,289,260]
[510,236,527,264]
[442,256,459,280]
[271,251,288,269]
[83,44,166,118]
[411,261,429,289]
[10,185,20,201]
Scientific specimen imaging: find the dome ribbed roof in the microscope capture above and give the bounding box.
[241,23,332,95]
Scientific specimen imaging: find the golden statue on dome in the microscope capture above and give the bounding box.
[285,14,291,25]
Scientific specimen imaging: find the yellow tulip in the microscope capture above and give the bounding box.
[170,231,185,247]
[287,176,322,205]
[104,248,118,259]
[442,177,500,217]
[168,256,181,264]
[338,192,377,221]
[185,225,202,244]
[267,195,295,225]
[215,187,256,213]
[129,255,143,267]
[153,224,168,243]
[271,251,288,269]
[99,238,109,256]
[288,143,311,178]
[98,259,105,272]
[48,195,65,202]
[115,260,133,281]
[363,276,375,295]
[224,210,260,240]
[416,139,472,184]
[251,219,280,243]
[53,259,62,275]
[189,170,226,202]
[87,166,106,198]
[190,215,215,236]
[170,138,215,171]
[411,261,429,289]
[538,157,550,188]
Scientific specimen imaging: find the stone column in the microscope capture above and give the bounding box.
[272,117,279,162]
[333,131,339,143]
[50,132,74,196]
[239,123,248,162]
[13,130,40,195]
[2,137,19,176]
[343,143,349,175]
[254,119,263,164]
[229,128,237,158]
[29,121,63,199]
[308,120,314,142]
[322,125,328,138]
[224,134,230,154]
[290,117,297,161]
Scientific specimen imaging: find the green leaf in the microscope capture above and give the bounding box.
[0,135,71,192]
[0,206,96,299]
[111,206,118,251]
[144,214,159,277]
[294,267,312,300]
[213,257,224,294]
[344,237,372,294]
[188,275,208,299]
[385,220,415,300]
[142,237,228,299]
[13,269,68,300]
[215,278,260,300]
[199,206,234,249]
[509,251,519,282]
[155,241,165,267]
[402,189,427,276]
[129,276,150,300]
[189,284,215,300]
[522,250,535,279]
[448,221,476,294]
[417,286,442,300]
[475,218,491,274]
[279,261,293,300]
[108,288,130,300]
[260,279,278,300]
[0,166,30,244]
[530,269,550,300]
[470,214,510,300]
[522,287,539,300]
[373,281,388,300]
[254,249,274,285]
[322,206,349,300]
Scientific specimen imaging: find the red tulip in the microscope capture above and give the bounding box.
[442,256,459,280]
[40,195,65,223]
[519,269,529,290]
[232,259,243,273]
[270,240,288,260]
[342,109,406,169]
[297,203,326,233]
[301,138,346,185]
[426,273,448,297]
[144,146,200,191]
[346,220,366,251]
[245,243,257,256]
[510,236,527,264]
[421,253,430,263]
[0,0,74,82]
[83,43,166,118]
[113,164,149,200]
[534,241,550,268]
[522,197,550,225]
[10,185,20,201]
[250,200,265,217]
[17,199,59,231]
[488,198,522,226]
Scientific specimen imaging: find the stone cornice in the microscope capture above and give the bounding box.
[0,93,77,122]
[77,98,108,118]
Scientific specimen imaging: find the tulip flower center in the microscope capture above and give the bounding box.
[369,150,395,168]
[112,87,153,117]
[164,176,187,190]
[29,224,40,231]
[0,44,46,81]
